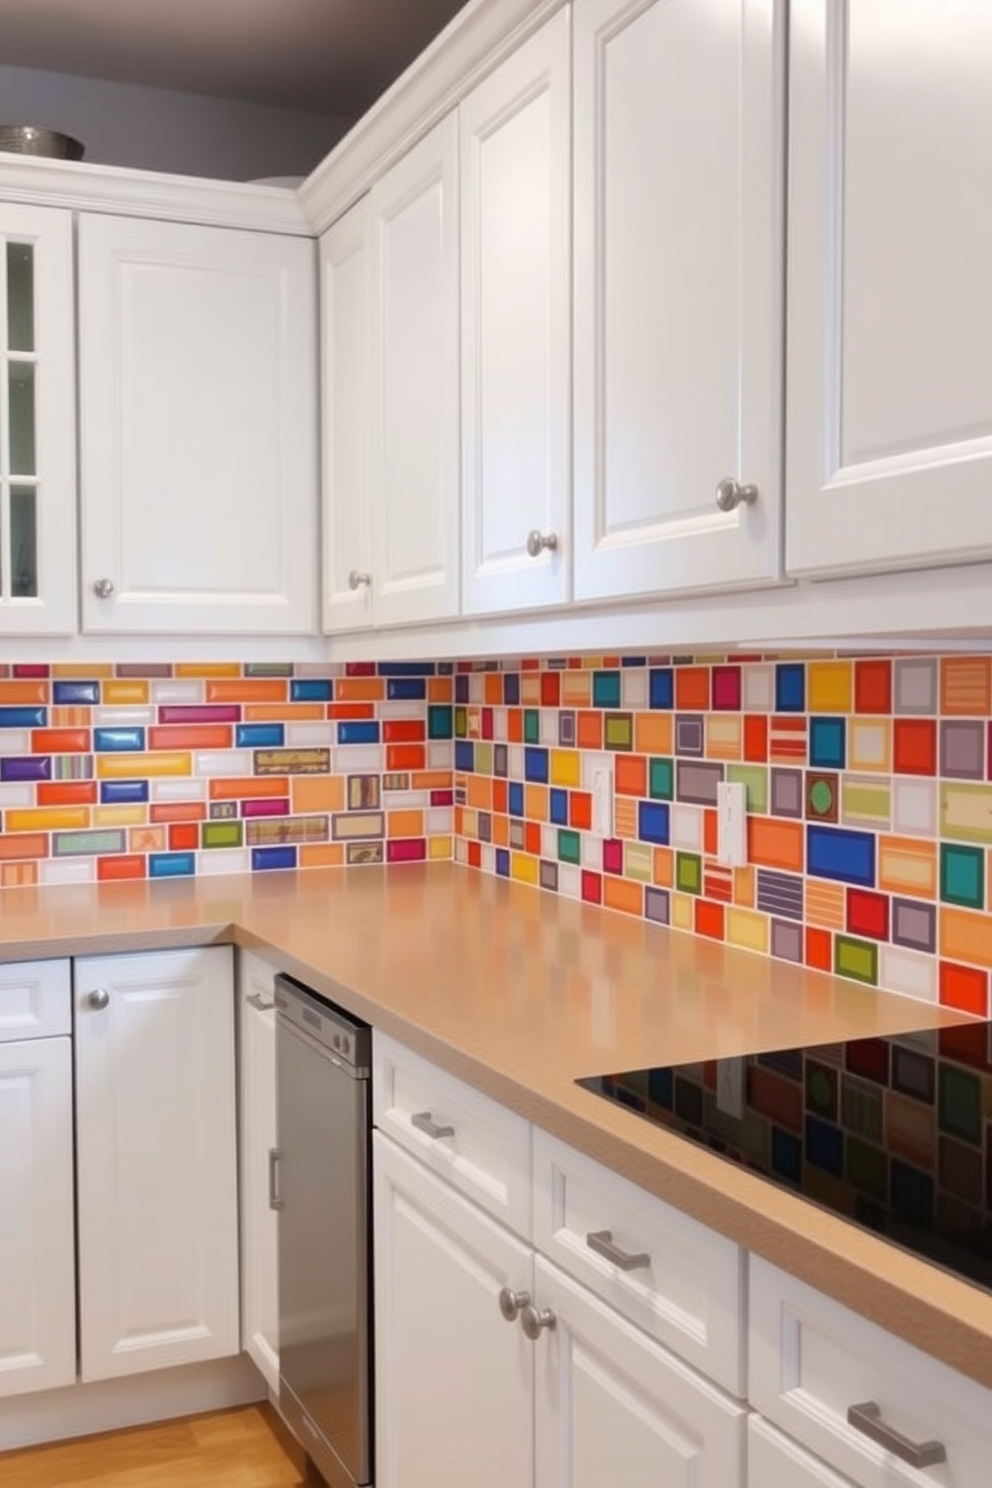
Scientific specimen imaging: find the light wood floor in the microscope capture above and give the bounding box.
[0,1404,311,1488]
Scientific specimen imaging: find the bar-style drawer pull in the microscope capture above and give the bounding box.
[586,1229,651,1271]
[268,1148,283,1210]
[847,1402,946,1469]
[411,1110,455,1140]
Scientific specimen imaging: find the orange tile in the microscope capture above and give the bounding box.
[0,681,48,703]
[940,906,992,970]
[0,832,48,860]
[453,805,465,836]
[747,816,803,871]
[604,876,643,917]
[32,728,90,753]
[465,840,482,868]
[6,806,90,832]
[525,784,549,822]
[674,666,710,711]
[96,752,192,779]
[615,754,647,797]
[1,861,37,885]
[614,798,638,840]
[169,823,198,851]
[507,709,524,743]
[103,680,150,705]
[96,854,146,882]
[384,720,426,743]
[492,779,508,815]
[51,706,91,728]
[149,802,207,824]
[695,898,725,940]
[570,791,593,831]
[484,674,503,705]
[148,724,233,751]
[576,711,603,750]
[387,744,426,771]
[327,703,376,721]
[464,774,493,810]
[806,879,845,929]
[53,663,113,678]
[524,821,542,856]
[37,781,97,807]
[428,677,454,703]
[299,843,345,868]
[653,847,674,887]
[205,679,289,703]
[492,815,510,847]
[940,656,992,716]
[411,771,453,791]
[292,776,345,814]
[245,703,325,721]
[805,926,832,971]
[733,865,755,907]
[334,678,385,703]
[210,776,289,800]
[561,672,592,707]
[743,715,768,762]
[175,663,240,678]
[939,961,988,1016]
[634,713,672,756]
[388,810,425,839]
[703,809,718,857]
[877,835,937,899]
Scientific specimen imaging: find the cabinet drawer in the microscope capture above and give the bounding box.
[0,960,71,1042]
[750,1416,857,1488]
[750,1257,992,1488]
[533,1129,745,1394]
[373,1033,531,1236]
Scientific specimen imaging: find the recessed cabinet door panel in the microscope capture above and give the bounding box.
[74,946,239,1381]
[461,10,571,616]
[79,216,317,634]
[573,0,783,602]
[322,198,374,635]
[787,1,992,576]
[0,1037,75,1396]
[370,115,460,627]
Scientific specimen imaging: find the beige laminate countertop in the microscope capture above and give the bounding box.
[4,861,991,1389]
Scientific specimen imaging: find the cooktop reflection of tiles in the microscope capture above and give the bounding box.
[578,1021,992,1293]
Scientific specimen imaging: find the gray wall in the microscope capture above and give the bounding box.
[0,64,352,180]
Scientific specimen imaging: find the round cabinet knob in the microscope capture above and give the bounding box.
[714,478,759,513]
[92,578,115,599]
[348,570,372,591]
[526,530,559,558]
[498,1287,531,1322]
[520,1303,556,1341]
[87,988,110,1011]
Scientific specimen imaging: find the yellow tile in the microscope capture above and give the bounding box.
[174,663,241,678]
[52,663,113,678]
[103,680,150,705]
[6,806,90,832]
[878,835,937,899]
[511,851,539,885]
[807,660,853,714]
[671,893,694,931]
[429,836,453,860]
[93,805,148,828]
[461,808,479,839]
[96,752,192,779]
[726,907,769,955]
[550,749,581,788]
[705,715,742,761]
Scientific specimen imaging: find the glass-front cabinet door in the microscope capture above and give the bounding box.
[0,205,75,634]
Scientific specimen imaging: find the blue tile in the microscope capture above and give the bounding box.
[454,740,475,772]
[805,1115,843,1177]
[455,674,470,703]
[495,847,510,877]
[53,680,100,705]
[0,707,46,728]
[637,801,670,845]
[503,673,520,706]
[100,779,149,804]
[338,721,380,745]
[508,781,524,818]
[378,662,436,676]
[550,788,569,826]
[647,1067,673,1107]
[809,716,846,769]
[621,656,648,668]
[149,852,195,879]
[95,727,145,752]
[252,846,298,872]
[290,679,333,702]
[775,663,806,712]
[237,723,285,748]
[771,1127,802,1185]
[592,671,621,708]
[1,755,50,781]
[807,824,876,887]
[386,678,427,700]
[890,1158,933,1225]
[649,669,674,710]
[524,747,549,784]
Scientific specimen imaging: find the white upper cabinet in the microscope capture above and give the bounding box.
[0,204,75,636]
[787,0,992,579]
[572,0,784,604]
[78,215,318,635]
[460,10,571,616]
[369,115,460,628]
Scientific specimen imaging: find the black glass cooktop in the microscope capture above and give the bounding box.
[578,1021,992,1293]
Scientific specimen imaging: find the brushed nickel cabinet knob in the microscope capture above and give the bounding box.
[87,988,110,1010]
[715,478,759,512]
[348,570,372,591]
[93,578,115,598]
[526,530,559,557]
[521,1303,556,1341]
[498,1287,531,1322]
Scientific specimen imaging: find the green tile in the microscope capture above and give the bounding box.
[940,782,992,845]
[475,743,494,777]
[202,820,244,849]
[649,757,674,801]
[834,935,878,985]
[53,829,125,857]
[245,662,293,677]
[604,712,633,752]
[841,775,891,829]
[624,842,653,883]
[845,1136,888,1201]
[675,851,702,895]
[454,706,468,738]
[428,704,453,739]
[938,1064,982,1146]
[940,842,984,909]
[557,829,581,865]
[727,764,768,814]
[524,709,540,744]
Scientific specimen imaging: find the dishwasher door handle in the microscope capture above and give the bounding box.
[412,1110,455,1140]
[268,1147,284,1209]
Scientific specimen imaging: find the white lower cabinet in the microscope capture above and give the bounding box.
[237,951,279,1394]
[749,1416,856,1488]
[74,946,240,1382]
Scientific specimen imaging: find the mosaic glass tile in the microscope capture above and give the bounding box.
[894,658,937,715]
[775,663,805,712]
[941,842,984,909]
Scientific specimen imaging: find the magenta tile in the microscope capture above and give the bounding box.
[603,838,624,874]
[346,662,376,676]
[712,665,742,710]
[159,705,242,724]
[482,707,494,740]
[387,838,427,862]
[242,797,290,818]
[13,664,49,677]
[430,789,454,806]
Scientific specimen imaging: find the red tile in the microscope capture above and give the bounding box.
[570,792,593,831]
[743,714,768,762]
[386,744,426,771]
[854,658,892,714]
[37,781,97,806]
[481,708,494,741]
[32,728,90,752]
[168,823,198,852]
[805,927,832,971]
[327,703,376,720]
[847,888,890,941]
[939,961,989,1017]
[524,821,541,856]
[466,840,482,868]
[97,854,146,881]
[387,838,427,863]
[602,839,623,875]
[581,869,602,904]
[541,672,561,707]
[703,809,718,857]
[893,718,937,776]
[492,779,508,815]
[383,720,426,743]
[694,899,725,940]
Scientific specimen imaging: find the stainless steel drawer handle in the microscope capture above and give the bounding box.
[847,1402,946,1469]
[246,992,275,1011]
[498,1287,530,1322]
[411,1110,454,1140]
[586,1229,651,1271]
[268,1148,283,1210]
[521,1304,556,1341]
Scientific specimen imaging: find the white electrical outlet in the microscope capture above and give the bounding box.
[592,764,614,838]
[716,781,747,867]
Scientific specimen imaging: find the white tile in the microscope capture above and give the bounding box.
[480,843,496,875]
[540,711,558,745]
[0,730,32,754]
[492,707,508,741]
[742,664,774,712]
[848,719,889,770]
[194,749,252,778]
[285,723,335,747]
[197,848,250,877]
[94,706,156,727]
[541,824,557,859]
[581,834,601,868]
[428,741,453,770]
[377,701,422,721]
[39,858,95,885]
[383,790,428,810]
[878,945,937,1003]
[671,804,703,850]
[558,863,582,900]
[333,745,384,773]
[468,674,485,704]
[151,778,207,802]
[454,838,470,865]
[622,670,648,709]
[151,680,204,704]
[0,783,35,807]
[891,777,937,837]
[507,745,525,781]
[427,807,454,835]
[580,751,613,791]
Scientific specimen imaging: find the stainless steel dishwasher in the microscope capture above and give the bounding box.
[273,973,372,1488]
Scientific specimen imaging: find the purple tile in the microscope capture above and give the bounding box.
[509,819,526,850]
[540,860,559,892]
[892,897,937,953]
[770,767,803,818]
[114,663,173,678]
[771,919,804,963]
[645,886,670,925]
[0,754,51,781]
[243,798,291,818]
[940,719,985,780]
[477,812,492,843]
[675,714,704,757]
[757,870,804,921]
[558,711,576,747]
[675,760,723,806]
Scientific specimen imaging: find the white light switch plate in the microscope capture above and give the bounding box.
[716,781,747,867]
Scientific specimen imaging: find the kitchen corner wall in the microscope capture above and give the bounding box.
[451,652,992,1020]
[0,661,454,884]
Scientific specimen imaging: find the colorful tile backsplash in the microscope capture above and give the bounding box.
[452,653,992,1018]
[0,661,454,885]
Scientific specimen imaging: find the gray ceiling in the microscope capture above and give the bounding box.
[0,0,471,117]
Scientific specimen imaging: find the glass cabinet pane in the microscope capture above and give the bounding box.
[10,485,37,597]
[6,243,35,353]
[8,362,36,476]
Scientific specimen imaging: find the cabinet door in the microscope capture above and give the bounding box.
[369,115,460,627]
[749,1416,857,1488]
[573,0,784,602]
[461,10,571,615]
[534,1257,746,1488]
[787,2,992,578]
[373,1132,533,1488]
[238,951,279,1394]
[0,1036,75,1396]
[321,198,374,635]
[74,946,239,1381]
[78,216,317,634]
[0,204,75,635]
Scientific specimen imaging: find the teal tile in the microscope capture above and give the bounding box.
[592,671,621,708]
[557,829,581,865]
[524,709,540,745]
[940,842,984,909]
[428,705,453,739]
[649,757,674,801]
